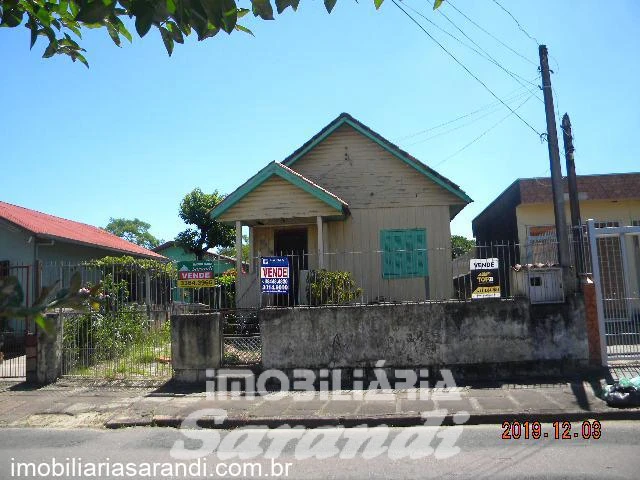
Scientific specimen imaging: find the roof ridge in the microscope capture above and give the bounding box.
[0,200,107,233]
[280,113,472,204]
[0,200,164,259]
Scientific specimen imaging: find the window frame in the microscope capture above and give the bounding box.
[380,228,428,279]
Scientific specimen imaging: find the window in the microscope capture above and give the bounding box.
[380,229,428,279]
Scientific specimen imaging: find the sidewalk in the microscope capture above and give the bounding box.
[1,375,639,430]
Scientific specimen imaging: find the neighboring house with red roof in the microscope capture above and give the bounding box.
[209,113,472,307]
[0,200,165,307]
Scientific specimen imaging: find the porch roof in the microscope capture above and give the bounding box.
[210,161,349,222]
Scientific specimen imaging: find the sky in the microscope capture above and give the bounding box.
[1,0,639,244]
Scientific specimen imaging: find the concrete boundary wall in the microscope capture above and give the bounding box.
[260,297,589,373]
[171,313,222,383]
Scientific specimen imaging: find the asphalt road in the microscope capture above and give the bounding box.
[1,422,639,479]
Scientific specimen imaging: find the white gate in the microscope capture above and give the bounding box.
[587,219,640,364]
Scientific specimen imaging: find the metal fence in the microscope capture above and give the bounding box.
[61,309,172,378]
[221,309,261,366]
[587,221,640,362]
[238,233,593,307]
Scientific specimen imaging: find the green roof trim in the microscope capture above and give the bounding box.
[210,162,347,220]
[282,114,472,204]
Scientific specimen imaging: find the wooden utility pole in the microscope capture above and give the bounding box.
[562,113,584,284]
[539,45,574,295]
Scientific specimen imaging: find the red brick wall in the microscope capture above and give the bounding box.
[583,282,602,365]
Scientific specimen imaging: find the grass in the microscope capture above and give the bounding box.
[66,327,172,379]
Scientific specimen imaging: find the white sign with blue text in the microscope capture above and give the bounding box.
[260,257,290,294]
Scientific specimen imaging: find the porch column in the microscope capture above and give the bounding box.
[235,221,242,274]
[317,216,324,269]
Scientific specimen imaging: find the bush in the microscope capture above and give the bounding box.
[306,270,363,306]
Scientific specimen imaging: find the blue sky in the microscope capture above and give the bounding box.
[2,0,639,243]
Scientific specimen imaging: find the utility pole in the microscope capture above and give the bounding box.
[539,45,574,295]
[562,113,584,285]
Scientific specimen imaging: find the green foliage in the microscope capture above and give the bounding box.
[84,255,176,278]
[451,235,474,259]
[217,234,249,263]
[0,271,100,335]
[104,217,162,250]
[306,269,363,306]
[176,188,234,261]
[0,0,446,66]
[63,306,148,364]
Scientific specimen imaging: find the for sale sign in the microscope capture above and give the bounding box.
[176,261,215,288]
[260,257,289,294]
[470,258,501,299]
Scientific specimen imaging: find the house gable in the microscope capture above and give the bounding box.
[211,162,348,222]
[282,113,472,216]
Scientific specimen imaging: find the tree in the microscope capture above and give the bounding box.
[0,1,444,67]
[176,188,234,260]
[104,217,162,249]
[218,233,249,262]
[451,234,474,259]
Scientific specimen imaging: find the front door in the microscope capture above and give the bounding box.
[274,228,308,306]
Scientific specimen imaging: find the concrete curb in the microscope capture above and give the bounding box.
[104,409,640,430]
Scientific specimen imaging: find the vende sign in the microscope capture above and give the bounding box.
[176,260,215,288]
[179,271,213,280]
[260,257,290,294]
[470,258,499,270]
[260,266,289,279]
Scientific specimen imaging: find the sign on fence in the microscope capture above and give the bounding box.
[470,258,500,299]
[176,261,215,288]
[260,257,289,294]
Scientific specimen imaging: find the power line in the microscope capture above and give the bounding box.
[446,0,537,66]
[435,6,543,101]
[402,1,541,95]
[403,91,532,147]
[392,0,542,138]
[394,86,532,142]
[432,94,535,167]
[490,0,540,46]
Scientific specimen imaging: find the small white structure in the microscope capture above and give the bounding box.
[510,265,564,304]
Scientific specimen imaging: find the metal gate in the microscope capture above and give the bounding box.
[61,310,172,379]
[588,220,640,363]
[0,265,31,379]
[221,309,262,366]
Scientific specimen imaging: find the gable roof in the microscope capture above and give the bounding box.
[0,201,165,260]
[281,112,472,204]
[210,161,349,220]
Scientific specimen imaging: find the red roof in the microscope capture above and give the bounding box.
[0,201,165,260]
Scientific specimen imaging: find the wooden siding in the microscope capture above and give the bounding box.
[324,206,453,301]
[218,176,339,222]
[291,124,466,210]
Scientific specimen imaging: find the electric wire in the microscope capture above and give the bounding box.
[394,85,534,142]
[435,6,543,102]
[446,0,537,66]
[392,0,542,138]
[402,1,540,93]
[433,93,535,167]
[490,0,541,46]
[403,91,531,147]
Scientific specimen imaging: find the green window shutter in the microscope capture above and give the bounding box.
[380,229,428,279]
